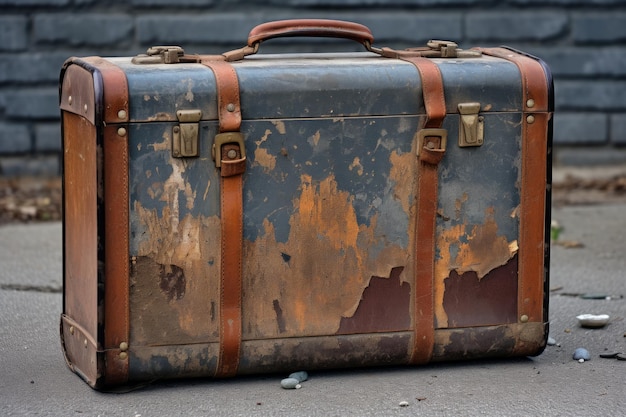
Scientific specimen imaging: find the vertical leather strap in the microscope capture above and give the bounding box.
[476,48,550,326]
[82,57,131,386]
[201,57,245,377]
[400,57,446,365]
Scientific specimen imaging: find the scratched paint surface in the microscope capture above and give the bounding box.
[120,53,527,349]
[435,113,522,328]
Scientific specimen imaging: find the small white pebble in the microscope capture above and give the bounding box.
[399,401,409,407]
[578,358,585,363]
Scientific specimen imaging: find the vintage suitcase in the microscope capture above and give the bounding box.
[60,19,553,389]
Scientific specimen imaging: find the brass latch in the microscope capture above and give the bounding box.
[212,132,246,168]
[458,102,484,148]
[416,128,448,157]
[418,41,482,58]
[172,109,202,158]
[132,46,198,64]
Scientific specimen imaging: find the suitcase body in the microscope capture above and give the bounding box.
[60,20,552,389]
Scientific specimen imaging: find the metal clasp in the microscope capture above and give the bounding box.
[458,102,484,148]
[212,132,246,168]
[132,46,191,64]
[423,40,482,58]
[172,109,202,158]
[417,128,447,157]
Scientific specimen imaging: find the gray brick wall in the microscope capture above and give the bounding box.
[1,0,626,175]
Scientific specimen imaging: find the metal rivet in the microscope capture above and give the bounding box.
[226,103,236,112]
[426,141,435,149]
[117,127,127,137]
[173,126,180,133]
[119,352,128,360]
[68,96,73,105]
[117,109,127,120]
[526,99,535,108]
[526,115,535,124]
[69,326,74,335]
[227,149,237,159]
[520,314,529,323]
[119,342,128,351]
[83,104,88,113]
[84,339,88,348]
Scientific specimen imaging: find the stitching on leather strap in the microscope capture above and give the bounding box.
[400,56,447,365]
[201,57,245,377]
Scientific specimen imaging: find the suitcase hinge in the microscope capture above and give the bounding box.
[173,109,202,158]
[457,102,484,148]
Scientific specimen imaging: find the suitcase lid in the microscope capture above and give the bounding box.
[107,52,523,124]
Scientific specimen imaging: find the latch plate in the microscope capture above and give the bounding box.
[173,109,202,158]
[458,102,484,148]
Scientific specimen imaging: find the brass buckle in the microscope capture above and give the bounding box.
[212,132,246,168]
[417,128,447,157]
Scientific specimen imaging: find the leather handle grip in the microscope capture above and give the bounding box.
[247,19,374,47]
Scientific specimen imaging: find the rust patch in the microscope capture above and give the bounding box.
[389,149,415,215]
[337,267,411,334]
[442,254,518,328]
[349,157,364,176]
[435,206,518,328]
[272,120,286,134]
[242,173,414,339]
[159,264,186,301]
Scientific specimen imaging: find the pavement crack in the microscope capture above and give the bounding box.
[0,283,62,293]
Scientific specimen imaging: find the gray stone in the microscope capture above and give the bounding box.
[4,88,59,120]
[573,347,591,361]
[553,113,608,145]
[0,123,31,154]
[353,13,463,43]
[132,0,215,5]
[509,0,623,4]
[0,16,28,51]
[137,14,269,45]
[33,14,133,47]
[610,114,626,146]
[280,377,301,389]
[0,52,70,84]
[555,81,626,111]
[35,123,61,152]
[572,13,626,44]
[466,12,567,41]
[263,0,487,5]
[526,47,626,78]
[0,0,69,5]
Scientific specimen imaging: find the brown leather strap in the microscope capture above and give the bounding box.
[477,48,550,325]
[82,57,131,386]
[401,56,446,365]
[201,57,245,377]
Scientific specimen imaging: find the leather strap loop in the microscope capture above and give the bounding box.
[200,57,245,377]
[400,56,447,365]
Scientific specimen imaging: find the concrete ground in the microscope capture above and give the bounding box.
[1,167,625,416]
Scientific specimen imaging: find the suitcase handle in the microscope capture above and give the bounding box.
[247,19,374,48]
[223,19,375,61]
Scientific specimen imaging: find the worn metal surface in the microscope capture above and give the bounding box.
[64,51,547,383]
